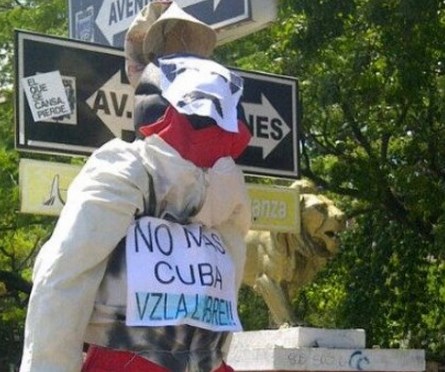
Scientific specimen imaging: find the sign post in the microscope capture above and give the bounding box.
[15,30,300,178]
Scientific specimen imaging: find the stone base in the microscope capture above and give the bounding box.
[226,328,425,372]
[229,327,366,349]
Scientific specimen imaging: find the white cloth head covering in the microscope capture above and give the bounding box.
[125,1,217,87]
[158,55,243,133]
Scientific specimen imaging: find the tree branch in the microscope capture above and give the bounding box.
[340,100,374,158]
[0,270,32,295]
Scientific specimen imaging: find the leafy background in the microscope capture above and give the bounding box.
[1,0,445,369]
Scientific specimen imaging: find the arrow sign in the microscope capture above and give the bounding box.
[94,0,226,45]
[16,31,300,178]
[68,0,261,48]
[242,94,290,158]
[86,70,134,137]
[235,68,299,178]
[95,0,147,45]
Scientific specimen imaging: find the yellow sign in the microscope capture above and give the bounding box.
[19,159,82,216]
[20,159,300,233]
[247,184,300,233]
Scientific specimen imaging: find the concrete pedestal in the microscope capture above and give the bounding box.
[226,327,425,372]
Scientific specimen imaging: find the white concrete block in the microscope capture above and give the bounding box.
[230,327,366,349]
[226,346,426,371]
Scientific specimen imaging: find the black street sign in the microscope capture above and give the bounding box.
[15,30,300,178]
[235,69,299,178]
[69,0,250,48]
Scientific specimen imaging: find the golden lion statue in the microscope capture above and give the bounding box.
[243,180,346,326]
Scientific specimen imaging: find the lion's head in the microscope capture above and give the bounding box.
[274,180,345,261]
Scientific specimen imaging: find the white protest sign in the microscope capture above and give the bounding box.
[126,216,242,332]
[21,71,71,122]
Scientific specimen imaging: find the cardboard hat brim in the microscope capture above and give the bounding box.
[125,1,216,87]
[143,2,217,62]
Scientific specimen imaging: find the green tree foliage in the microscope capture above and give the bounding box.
[0,0,66,368]
[1,0,445,367]
[217,0,445,363]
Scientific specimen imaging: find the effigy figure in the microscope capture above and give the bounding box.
[20,2,251,371]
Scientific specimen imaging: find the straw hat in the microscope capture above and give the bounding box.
[125,1,217,87]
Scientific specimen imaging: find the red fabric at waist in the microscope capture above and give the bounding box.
[82,345,235,372]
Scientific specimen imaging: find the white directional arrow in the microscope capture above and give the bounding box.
[178,0,222,11]
[96,0,139,44]
[96,0,223,44]
[86,71,134,138]
[242,94,291,158]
